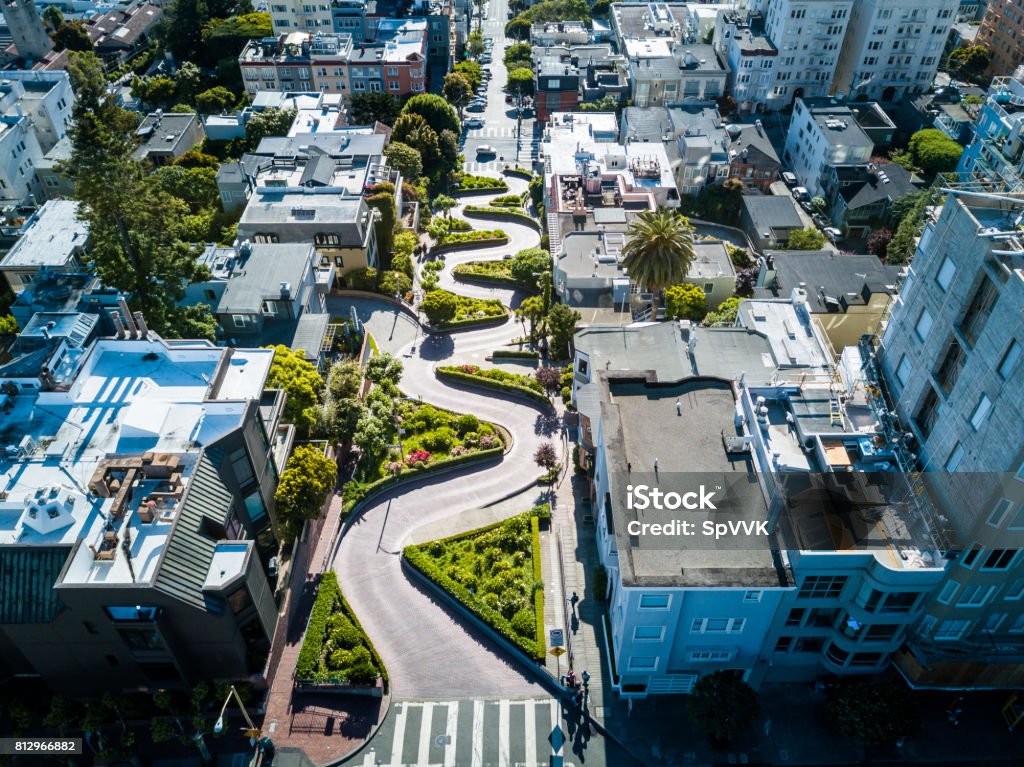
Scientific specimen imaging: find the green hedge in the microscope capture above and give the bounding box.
[342,446,504,514]
[338,589,389,691]
[463,206,541,229]
[436,366,552,408]
[456,174,510,192]
[491,349,540,359]
[531,515,545,657]
[504,167,534,180]
[452,264,535,291]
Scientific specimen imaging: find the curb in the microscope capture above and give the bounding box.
[326,689,393,767]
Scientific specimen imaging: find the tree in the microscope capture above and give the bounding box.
[535,366,561,393]
[353,411,390,467]
[174,62,203,103]
[784,227,827,250]
[827,682,920,745]
[734,266,757,298]
[402,94,460,137]
[453,61,483,90]
[180,304,217,340]
[201,12,272,49]
[365,352,404,385]
[62,52,208,335]
[173,148,221,169]
[507,67,535,96]
[890,190,927,231]
[384,141,423,182]
[677,178,744,225]
[887,192,929,265]
[503,42,532,70]
[467,31,485,58]
[621,207,695,314]
[151,165,219,212]
[275,445,336,538]
[422,289,459,324]
[811,196,828,214]
[245,107,296,148]
[688,671,760,744]
[327,358,363,401]
[365,189,396,259]
[267,344,323,434]
[908,128,964,177]
[393,113,444,178]
[348,91,402,126]
[866,227,893,259]
[703,296,742,326]
[53,21,93,53]
[42,5,64,31]
[946,45,990,83]
[515,294,545,339]
[132,75,177,106]
[443,72,473,115]
[195,85,236,113]
[664,283,707,321]
[432,194,458,219]
[534,441,558,477]
[0,315,17,334]
[510,247,550,289]
[579,95,620,113]
[547,304,581,360]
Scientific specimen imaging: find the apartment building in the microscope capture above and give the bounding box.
[783,97,875,197]
[716,11,779,113]
[624,42,726,108]
[531,45,621,122]
[977,0,1024,79]
[957,72,1024,191]
[269,0,333,34]
[573,295,948,696]
[0,200,88,293]
[874,190,1024,687]
[239,26,427,99]
[0,328,290,695]
[0,70,73,154]
[833,0,958,103]
[132,111,205,167]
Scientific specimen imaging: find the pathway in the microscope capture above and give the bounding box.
[331,172,563,701]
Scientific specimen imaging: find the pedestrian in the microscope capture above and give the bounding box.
[675,399,681,415]
[653,457,659,472]
[627,461,632,473]
[570,591,579,608]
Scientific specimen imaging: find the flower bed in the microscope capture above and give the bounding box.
[491,349,540,360]
[462,206,541,229]
[427,290,509,328]
[456,174,509,192]
[436,364,551,407]
[403,507,549,660]
[437,229,509,245]
[452,260,537,291]
[294,572,387,689]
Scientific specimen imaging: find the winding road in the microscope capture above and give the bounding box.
[329,175,562,700]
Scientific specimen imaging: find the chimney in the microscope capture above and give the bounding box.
[110,310,126,339]
[118,297,138,338]
[280,281,291,298]
[133,312,149,338]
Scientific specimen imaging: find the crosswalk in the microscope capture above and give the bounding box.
[359,697,576,766]
[467,127,532,139]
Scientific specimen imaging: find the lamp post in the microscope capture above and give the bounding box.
[213,685,263,750]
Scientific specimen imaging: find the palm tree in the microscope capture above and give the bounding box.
[620,207,695,316]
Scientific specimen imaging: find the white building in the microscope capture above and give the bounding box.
[0,114,44,205]
[833,0,959,102]
[269,0,334,35]
[783,97,875,197]
[0,70,73,153]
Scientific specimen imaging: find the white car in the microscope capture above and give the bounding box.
[477,145,497,155]
[823,227,843,242]
[464,117,485,129]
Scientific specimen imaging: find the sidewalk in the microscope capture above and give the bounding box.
[260,492,388,766]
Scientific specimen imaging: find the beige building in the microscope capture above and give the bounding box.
[977,0,1024,79]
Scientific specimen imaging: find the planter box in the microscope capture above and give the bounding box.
[294,678,384,698]
[431,235,510,255]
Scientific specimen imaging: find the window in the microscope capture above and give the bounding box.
[961,544,982,568]
[743,590,763,603]
[999,340,1021,378]
[880,592,920,613]
[118,627,164,650]
[934,619,971,640]
[244,491,267,526]
[988,498,1013,528]
[983,613,1006,633]
[945,442,965,472]
[957,585,995,606]
[959,276,998,345]
[334,256,344,267]
[230,447,255,487]
[825,643,849,666]
[937,580,959,605]
[798,575,847,599]
[982,549,1016,571]
[628,655,658,670]
[314,233,341,246]
[105,606,160,622]
[1011,615,1024,634]
[785,608,805,626]
[970,394,992,430]
[865,624,900,641]
[895,355,911,386]
[687,648,735,662]
[775,636,794,652]
[1006,579,1024,601]
[915,308,933,341]
[633,626,665,641]
[691,618,746,633]
[935,339,965,394]
[639,594,670,610]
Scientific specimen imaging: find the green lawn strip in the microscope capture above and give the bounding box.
[491,349,539,360]
[456,174,510,192]
[430,291,510,329]
[462,206,541,229]
[436,364,551,408]
[504,167,533,180]
[294,571,386,688]
[402,507,550,661]
[452,261,537,291]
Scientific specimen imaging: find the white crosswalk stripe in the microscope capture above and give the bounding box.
[370,698,566,767]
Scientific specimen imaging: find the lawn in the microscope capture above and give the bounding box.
[404,507,548,659]
[452,259,536,291]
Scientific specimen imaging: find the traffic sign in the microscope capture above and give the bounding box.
[550,646,566,657]
[549,628,564,647]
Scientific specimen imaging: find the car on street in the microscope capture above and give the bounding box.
[823,227,843,242]
[466,101,486,112]
[782,172,797,186]
[479,55,492,64]
[477,145,497,156]
[464,117,485,129]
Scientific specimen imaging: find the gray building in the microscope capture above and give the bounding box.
[132,111,205,167]
[0,200,88,293]
[35,135,75,201]
[875,189,1024,687]
[0,332,291,695]
[739,195,805,251]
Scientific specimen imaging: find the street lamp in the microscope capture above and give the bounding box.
[214,685,262,745]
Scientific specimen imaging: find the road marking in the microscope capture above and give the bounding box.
[550,699,562,756]
[444,701,459,767]
[417,701,433,766]
[524,698,537,766]
[361,749,376,766]
[390,703,408,767]
[471,700,484,767]
[499,699,510,767]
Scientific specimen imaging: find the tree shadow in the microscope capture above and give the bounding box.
[417,333,456,361]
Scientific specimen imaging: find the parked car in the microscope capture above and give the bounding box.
[792,186,810,201]
[823,227,843,242]
[782,172,797,186]
[466,101,486,112]
[464,117,485,129]
[479,55,492,64]
[477,145,497,156]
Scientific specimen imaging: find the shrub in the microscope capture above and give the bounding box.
[510,608,534,637]
[457,174,509,191]
[405,448,433,465]
[421,427,457,453]
[455,414,480,435]
[436,365,552,407]
[347,267,378,291]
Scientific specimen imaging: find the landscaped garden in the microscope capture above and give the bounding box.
[436,364,551,407]
[463,205,540,228]
[403,506,549,660]
[421,289,509,329]
[294,571,387,688]
[455,174,510,192]
[430,228,510,250]
[452,247,550,291]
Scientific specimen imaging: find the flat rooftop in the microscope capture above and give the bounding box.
[600,375,785,588]
[0,200,87,269]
